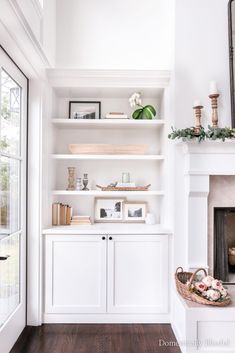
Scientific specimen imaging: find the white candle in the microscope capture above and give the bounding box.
[209,80,218,95]
[193,100,201,107]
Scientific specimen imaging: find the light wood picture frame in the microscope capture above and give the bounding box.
[124,201,147,223]
[94,197,126,223]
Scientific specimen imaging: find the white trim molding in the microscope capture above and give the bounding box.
[175,140,235,271]
[46,69,171,89]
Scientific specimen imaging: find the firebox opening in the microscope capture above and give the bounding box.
[214,207,235,284]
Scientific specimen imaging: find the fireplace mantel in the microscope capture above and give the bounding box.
[176,140,235,176]
[175,140,235,273]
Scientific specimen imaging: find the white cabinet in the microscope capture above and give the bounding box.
[45,235,106,313]
[107,235,168,314]
[44,233,168,318]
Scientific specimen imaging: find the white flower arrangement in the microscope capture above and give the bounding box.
[188,275,230,302]
[129,92,156,120]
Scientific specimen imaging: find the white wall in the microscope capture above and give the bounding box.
[43,0,56,66]
[175,0,231,128]
[56,0,174,70]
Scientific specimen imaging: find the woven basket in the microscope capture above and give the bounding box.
[175,267,231,307]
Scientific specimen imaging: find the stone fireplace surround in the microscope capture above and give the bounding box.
[176,140,235,274]
[209,177,235,280]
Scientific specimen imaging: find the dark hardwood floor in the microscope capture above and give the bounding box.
[10,324,181,353]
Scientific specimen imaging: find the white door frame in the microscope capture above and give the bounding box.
[0,47,28,353]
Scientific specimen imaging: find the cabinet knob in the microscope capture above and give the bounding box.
[102,236,106,240]
[109,237,113,240]
[0,255,10,261]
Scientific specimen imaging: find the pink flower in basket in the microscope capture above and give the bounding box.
[194,282,207,293]
[211,279,222,290]
[219,287,228,298]
[206,289,221,301]
[202,275,214,287]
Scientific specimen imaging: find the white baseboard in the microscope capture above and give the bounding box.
[43,313,170,324]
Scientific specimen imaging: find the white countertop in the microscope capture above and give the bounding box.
[42,223,172,235]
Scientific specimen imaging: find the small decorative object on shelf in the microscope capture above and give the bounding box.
[67,167,76,190]
[105,112,128,119]
[69,143,148,155]
[124,202,147,223]
[193,100,204,135]
[76,177,83,191]
[209,80,219,128]
[96,184,151,191]
[69,101,101,120]
[82,173,89,191]
[95,198,126,223]
[129,92,156,120]
[175,267,231,306]
[145,213,156,225]
[122,172,130,183]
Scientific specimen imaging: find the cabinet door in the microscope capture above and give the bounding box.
[45,235,106,314]
[107,235,168,314]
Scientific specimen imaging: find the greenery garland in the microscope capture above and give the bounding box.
[168,126,235,142]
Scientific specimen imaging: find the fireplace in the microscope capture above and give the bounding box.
[214,207,235,284]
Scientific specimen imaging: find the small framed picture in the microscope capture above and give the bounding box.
[69,101,101,119]
[95,198,126,223]
[124,202,147,222]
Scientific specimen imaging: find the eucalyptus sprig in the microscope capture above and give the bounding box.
[168,126,207,142]
[206,126,235,141]
[168,126,235,142]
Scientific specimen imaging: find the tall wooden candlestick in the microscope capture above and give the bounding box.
[193,105,203,135]
[67,167,76,190]
[209,93,219,128]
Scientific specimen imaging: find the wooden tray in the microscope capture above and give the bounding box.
[69,144,147,155]
[96,184,151,191]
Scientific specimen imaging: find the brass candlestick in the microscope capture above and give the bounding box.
[193,105,203,135]
[209,93,219,128]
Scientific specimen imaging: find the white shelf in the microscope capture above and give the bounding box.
[52,190,164,196]
[51,154,165,161]
[52,119,165,129]
[42,223,172,235]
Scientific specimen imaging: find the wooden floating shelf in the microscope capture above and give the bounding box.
[52,119,165,129]
[52,190,164,196]
[51,154,165,161]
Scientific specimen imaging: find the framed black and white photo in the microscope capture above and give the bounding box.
[124,202,147,222]
[69,101,101,119]
[95,198,126,223]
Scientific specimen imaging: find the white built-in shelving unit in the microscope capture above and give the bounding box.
[45,69,172,229]
[42,69,173,324]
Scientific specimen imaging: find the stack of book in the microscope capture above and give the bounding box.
[70,216,91,225]
[52,203,72,226]
[105,112,128,119]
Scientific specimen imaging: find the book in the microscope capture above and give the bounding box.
[116,182,136,187]
[52,203,59,225]
[52,203,73,226]
[71,215,91,225]
[105,112,128,119]
[60,204,66,225]
[66,206,72,225]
